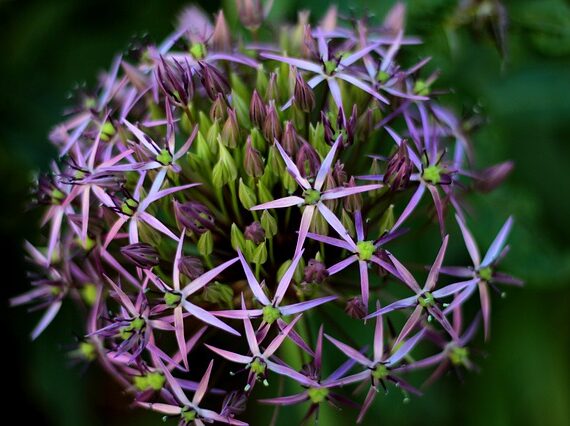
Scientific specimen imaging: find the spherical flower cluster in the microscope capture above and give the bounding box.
[14,3,521,424]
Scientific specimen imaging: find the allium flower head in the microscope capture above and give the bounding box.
[16,3,520,424]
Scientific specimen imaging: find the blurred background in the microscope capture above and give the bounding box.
[0,0,568,424]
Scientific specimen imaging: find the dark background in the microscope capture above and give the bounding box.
[1,0,569,425]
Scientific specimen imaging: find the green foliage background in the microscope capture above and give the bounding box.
[0,0,568,425]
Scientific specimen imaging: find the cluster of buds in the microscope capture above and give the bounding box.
[15,3,521,424]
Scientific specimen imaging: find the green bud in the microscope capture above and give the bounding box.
[282,170,298,194]
[197,230,213,256]
[257,180,274,204]
[341,209,356,237]
[422,165,442,184]
[260,210,277,238]
[231,90,251,128]
[212,140,238,187]
[201,281,234,309]
[78,341,97,361]
[256,65,269,96]
[164,291,182,307]
[100,121,116,141]
[308,387,329,404]
[262,305,281,324]
[238,178,257,209]
[252,241,268,265]
[206,120,221,155]
[357,241,375,261]
[190,42,207,59]
[230,223,246,251]
[81,283,98,306]
[198,111,212,135]
[378,205,395,236]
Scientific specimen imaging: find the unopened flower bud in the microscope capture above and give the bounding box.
[244,221,265,244]
[249,90,266,128]
[236,0,264,31]
[304,259,329,284]
[266,72,279,101]
[212,11,231,52]
[296,142,320,178]
[238,178,257,209]
[333,160,347,186]
[120,243,159,269]
[282,121,299,155]
[263,101,282,142]
[156,56,194,106]
[212,141,238,186]
[179,256,204,280]
[222,108,239,148]
[344,177,363,212]
[174,201,215,235]
[244,136,264,178]
[294,72,315,112]
[199,61,230,100]
[210,93,227,122]
[384,140,412,191]
[345,297,367,319]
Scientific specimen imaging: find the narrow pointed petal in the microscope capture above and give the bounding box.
[182,257,239,297]
[321,184,382,201]
[357,387,377,424]
[238,250,271,306]
[388,328,425,365]
[295,205,316,255]
[263,315,302,358]
[424,235,449,292]
[325,334,372,367]
[317,203,357,250]
[327,78,344,110]
[306,232,353,251]
[388,253,421,293]
[259,392,308,406]
[359,260,370,308]
[432,278,478,299]
[392,184,425,231]
[205,344,251,364]
[479,282,491,340]
[373,308,384,362]
[365,295,417,319]
[31,300,62,340]
[393,304,423,347]
[103,275,138,316]
[174,306,188,370]
[274,140,311,190]
[250,196,304,211]
[314,135,341,191]
[192,360,213,405]
[182,301,240,336]
[260,53,323,73]
[336,73,389,104]
[279,295,337,316]
[265,360,317,387]
[139,212,178,242]
[275,249,305,305]
[455,214,481,267]
[481,216,513,267]
[327,254,358,275]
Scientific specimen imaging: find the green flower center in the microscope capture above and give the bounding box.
[377,70,390,83]
[133,371,166,391]
[164,291,182,307]
[119,317,145,340]
[308,387,329,403]
[262,305,281,324]
[372,363,389,380]
[303,189,321,205]
[156,149,173,166]
[120,198,139,216]
[81,283,98,306]
[414,79,431,96]
[324,60,338,75]
[357,240,376,261]
[79,341,97,361]
[418,291,435,308]
[100,121,116,141]
[181,407,197,422]
[250,358,267,375]
[51,188,65,205]
[190,43,207,59]
[478,266,493,282]
[449,346,469,366]
[422,165,442,184]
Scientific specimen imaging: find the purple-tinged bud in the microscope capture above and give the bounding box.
[244,221,265,244]
[296,142,320,178]
[244,136,264,178]
[294,72,315,112]
[346,105,358,146]
[322,112,335,145]
[210,93,227,122]
[120,243,159,269]
[212,11,231,52]
[383,2,406,34]
[384,140,412,191]
[356,107,374,140]
[333,160,347,186]
[302,24,318,59]
[266,72,279,101]
[249,90,266,129]
[199,61,230,100]
[474,161,514,193]
[156,56,194,106]
[222,108,240,148]
[236,0,264,31]
[282,121,299,155]
[345,296,367,319]
[304,259,329,284]
[174,201,215,235]
[263,101,282,142]
[343,177,363,212]
[179,256,204,280]
[36,174,65,205]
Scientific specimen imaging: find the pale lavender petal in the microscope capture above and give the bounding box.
[373,309,384,363]
[387,328,425,365]
[455,214,481,267]
[391,184,425,232]
[365,295,417,319]
[325,334,372,367]
[174,306,188,370]
[258,392,308,406]
[192,360,213,405]
[212,308,263,319]
[238,251,271,306]
[182,301,240,336]
[274,249,305,305]
[339,41,381,67]
[263,315,302,357]
[492,272,524,286]
[295,205,315,255]
[182,257,239,297]
[315,135,341,191]
[321,184,382,201]
[250,196,304,211]
[387,252,421,292]
[355,210,364,242]
[138,402,181,415]
[424,235,449,292]
[359,260,370,308]
[31,300,62,340]
[140,182,200,211]
[279,295,337,316]
[432,278,478,299]
[439,266,474,278]
[327,254,358,275]
[481,216,513,267]
[260,53,323,73]
[336,73,389,104]
[265,360,317,387]
[327,78,344,110]
[103,275,138,316]
[205,344,251,364]
[393,304,423,347]
[306,232,353,251]
[317,203,357,251]
[139,212,178,242]
[357,386,377,424]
